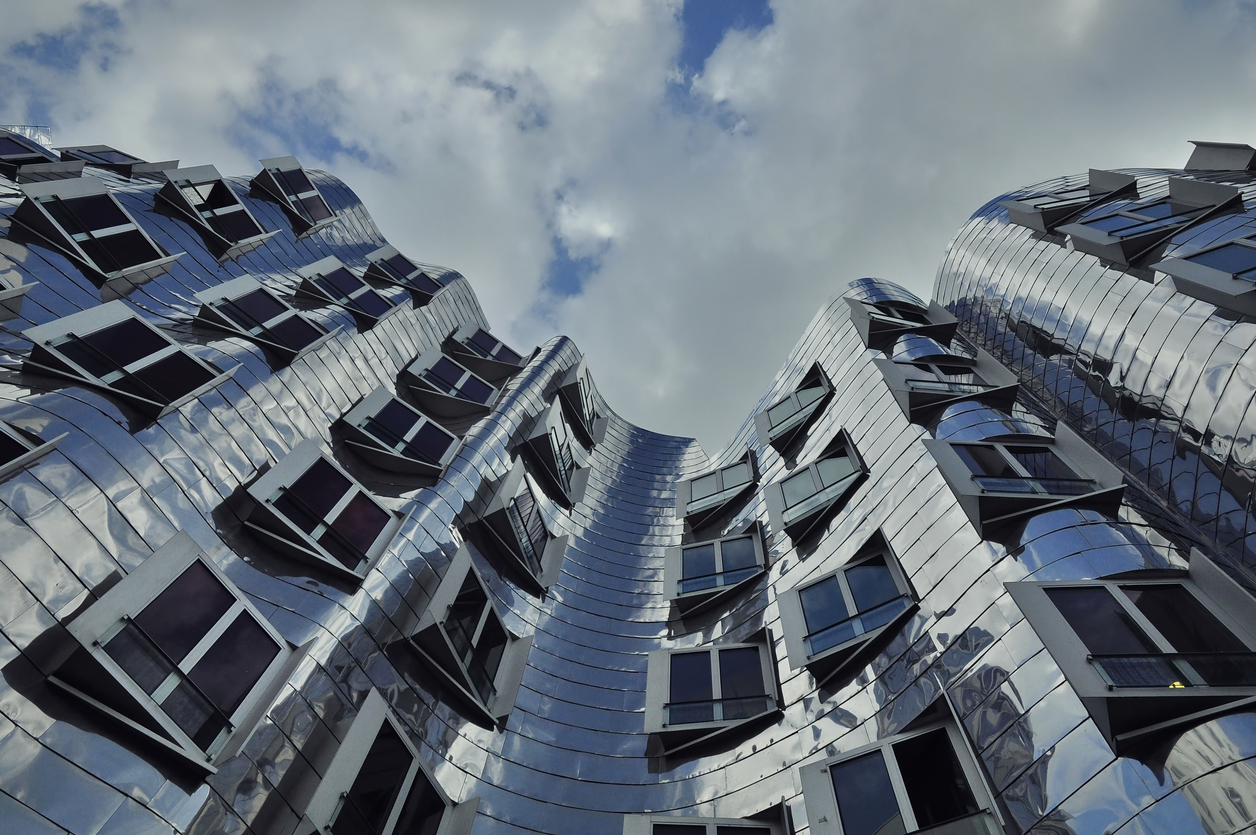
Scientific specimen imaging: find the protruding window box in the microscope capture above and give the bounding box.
[194,275,335,367]
[765,431,866,544]
[296,256,404,331]
[779,531,916,687]
[557,357,608,448]
[59,145,177,178]
[23,301,236,419]
[295,688,479,835]
[1154,236,1256,317]
[1058,177,1242,267]
[1007,552,1256,753]
[1184,140,1256,172]
[664,526,766,617]
[12,177,182,299]
[405,545,533,728]
[644,637,780,756]
[0,419,66,482]
[251,155,337,237]
[924,424,1125,538]
[0,128,82,182]
[364,244,447,306]
[336,386,460,478]
[999,169,1137,233]
[157,164,276,261]
[443,322,529,383]
[847,298,958,352]
[622,814,784,835]
[464,459,569,595]
[400,347,499,421]
[754,362,833,455]
[0,274,35,322]
[874,348,1018,423]
[676,451,758,531]
[518,399,590,508]
[50,531,300,773]
[245,439,402,582]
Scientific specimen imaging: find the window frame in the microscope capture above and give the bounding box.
[58,144,177,177]
[0,127,82,182]
[874,348,1019,423]
[244,439,401,582]
[401,345,500,421]
[156,164,276,260]
[765,430,867,544]
[518,398,590,508]
[799,716,1001,835]
[51,531,297,773]
[846,297,959,352]
[754,361,834,455]
[295,255,404,330]
[0,418,66,482]
[194,274,335,367]
[999,168,1137,233]
[297,688,478,835]
[676,450,759,531]
[621,815,783,835]
[251,155,338,236]
[336,386,461,478]
[405,544,534,728]
[1006,551,1256,752]
[664,525,767,616]
[1154,235,1256,316]
[463,458,569,595]
[557,357,607,448]
[443,322,529,383]
[363,244,448,307]
[13,177,182,299]
[23,300,237,419]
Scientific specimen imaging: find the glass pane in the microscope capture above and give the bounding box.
[320,268,363,299]
[690,473,720,501]
[781,469,819,508]
[654,826,706,835]
[188,611,280,714]
[682,544,717,581]
[384,253,418,279]
[846,556,900,613]
[286,458,352,520]
[0,429,29,465]
[57,195,130,231]
[104,621,175,695]
[1121,585,1247,653]
[331,721,414,835]
[719,536,757,572]
[722,462,751,488]
[472,614,508,683]
[1087,214,1144,233]
[367,399,420,444]
[670,652,713,704]
[767,397,800,427]
[0,137,34,156]
[799,575,850,633]
[266,314,322,352]
[1188,242,1256,275]
[1045,586,1159,655]
[326,493,391,561]
[406,422,454,464]
[953,445,1014,478]
[467,330,499,358]
[458,375,494,405]
[221,290,287,329]
[61,318,168,377]
[1133,201,1175,219]
[512,486,547,557]
[87,229,162,271]
[817,453,856,487]
[718,647,765,699]
[120,352,215,404]
[391,769,445,835]
[797,384,825,408]
[425,358,466,393]
[830,750,905,835]
[1006,446,1076,479]
[717,828,771,835]
[207,209,263,242]
[352,290,393,318]
[133,560,234,664]
[162,678,226,751]
[445,575,487,659]
[301,194,334,222]
[892,728,979,829]
[277,167,314,196]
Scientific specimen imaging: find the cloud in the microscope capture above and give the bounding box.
[3,0,1256,454]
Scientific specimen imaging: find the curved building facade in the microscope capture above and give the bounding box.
[0,130,1255,835]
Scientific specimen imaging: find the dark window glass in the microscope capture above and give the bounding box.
[831,750,904,835]
[188,612,280,714]
[61,318,168,376]
[300,194,333,222]
[208,209,263,243]
[653,826,706,835]
[467,330,499,358]
[846,556,899,613]
[892,728,979,829]
[0,137,34,156]
[716,828,770,835]
[323,493,390,566]
[133,561,234,664]
[682,544,717,581]
[1045,586,1159,655]
[266,315,322,352]
[391,771,445,835]
[90,149,139,164]
[1087,214,1144,233]
[1121,585,1247,653]
[670,652,713,704]
[0,430,29,465]
[51,194,131,231]
[368,399,420,442]
[425,358,465,393]
[103,622,172,695]
[119,352,215,404]
[384,253,418,278]
[1007,447,1074,479]
[1134,201,1176,219]
[1188,242,1256,275]
[407,422,454,463]
[320,268,363,299]
[445,575,487,659]
[458,375,494,405]
[473,614,508,682]
[331,722,414,835]
[718,647,765,699]
[719,536,757,572]
[222,290,287,329]
[351,289,393,318]
[953,445,1014,478]
[278,458,352,533]
[799,575,850,634]
[512,486,547,557]
[277,168,314,197]
[165,678,226,750]
[80,229,162,271]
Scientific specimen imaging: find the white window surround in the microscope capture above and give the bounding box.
[194,275,336,366]
[252,155,337,237]
[845,297,959,353]
[0,418,66,482]
[157,164,276,260]
[557,357,608,448]
[401,345,500,421]
[51,531,300,773]
[765,430,867,544]
[23,300,237,419]
[245,438,402,582]
[518,398,590,508]
[663,525,767,616]
[336,386,461,478]
[621,814,783,835]
[295,255,403,330]
[873,348,1019,424]
[754,361,833,454]
[443,321,529,383]
[363,243,447,306]
[998,168,1137,233]
[676,451,758,530]
[297,688,478,835]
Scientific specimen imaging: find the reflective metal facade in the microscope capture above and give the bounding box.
[0,139,1254,835]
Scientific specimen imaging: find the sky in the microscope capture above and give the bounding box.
[5,0,1256,453]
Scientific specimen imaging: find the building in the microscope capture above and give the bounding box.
[0,127,1255,835]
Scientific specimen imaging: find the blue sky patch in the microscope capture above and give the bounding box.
[229,73,371,167]
[544,235,606,298]
[678,0,773,74]
[13,3,121,73]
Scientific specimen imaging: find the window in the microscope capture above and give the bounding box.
[621,816,782,835]
[296,256,403,330]
[923,425,1125,537]
[664,527,766,615]
[195,275,333,366]
[13,177,181,297]
[58,144,176,177]
[677,452,758,530]
[1007,552,1256,751]
[401,346,499,421]
[1059,177,1242,267]
[755,362,833,454]
[645,640,778,754]
[251,155,336,235]
[0,127,81,182]
[1153,236,1256,316]
[157,164,274,259]
[766,432,866,543]
[299,689,477,835]
[0,419,65,482]
[779,533,915,686]
[464,458,569,594]
[51,531,294,771]
[874,349,1018,423]
[846,297,959,352]
[1185,140,1256,172]
[405,545,533,727]
[245,439,400,581]
[23,300,235,419]
[444,323,527,383]
[800,716,999,835]
[999,169,1137,233]
[557,358,606,447]
[337,386,460,478]
[518,399,589,507]
[364,244,447,306]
